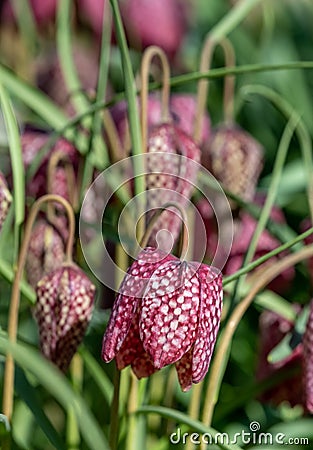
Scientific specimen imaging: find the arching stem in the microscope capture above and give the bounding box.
[139,202,188,260]
[140,46,171,153]
[2,194,75,420]
[194,37,235,143]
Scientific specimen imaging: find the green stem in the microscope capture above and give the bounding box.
[67,355,83,450]
[109,368,121,450]
[11,0,38,56]
[223,225,313,286]
[209,0,263,43]
[89,1,111,170]
[0,84,25,264]
[56,0,91,115]
[240,84,313,223]
[109,0,145,237]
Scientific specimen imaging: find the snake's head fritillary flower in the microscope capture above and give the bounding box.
[203,124,263,203]
[146,123,201,251]
[256,308,303,407]
[102,247,223,391]
[303,299,313,413]
[34,264,96,371]
[0,171,12,233]
[25,218,66,289]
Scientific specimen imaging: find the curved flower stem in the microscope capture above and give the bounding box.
[139,202,188,259]
[2,194,75,420]
[240,84,313,224]
[202,244,313,427]
[140,46,171,151]
[194,37,235,143]
[47,149,78,220]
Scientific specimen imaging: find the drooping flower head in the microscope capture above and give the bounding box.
[102,247,222,391]
[25,218,66,289]
[34,264,96,371]
[0,171,12,233]
[203,124,263,203]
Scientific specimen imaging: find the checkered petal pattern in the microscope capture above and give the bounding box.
[26,219,65,288]
[205,124,263,202]
[101,247,223,391]
[34,264,96,371]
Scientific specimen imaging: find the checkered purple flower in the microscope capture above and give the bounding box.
[102,247,223,391]
[34,264,96,371]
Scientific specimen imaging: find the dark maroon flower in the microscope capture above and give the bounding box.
[0,171,12,233]
[256,308,303,407]
[25,219,65,289]
[204,124,263,202]
[102,247,223,391]
[120,0,188,57]
[34,264,96,371]
[303,299,313,413]
[224,206,294,294]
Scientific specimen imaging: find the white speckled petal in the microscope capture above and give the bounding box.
[34,264,96,371]
[102,247,175,362]
[191,264,223,383]
[140,260,201,369]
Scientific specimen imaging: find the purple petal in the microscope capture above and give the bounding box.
[175,348,193,392]
[191,265,223,383]
[102,247,175,362]
[140,260,201,369]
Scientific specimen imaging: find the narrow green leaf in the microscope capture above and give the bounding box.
[0,84,25,227]
[0,259,35,303]
[56,0,91,115]
[109,0,145,198]
[15,368,66,450]
[79,347,113,405]
[136,405,244,450]
[0,335,110,450]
